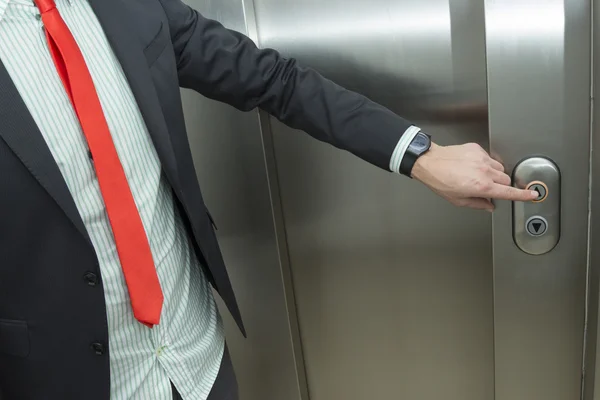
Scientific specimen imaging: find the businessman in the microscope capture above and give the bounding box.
[0,0,537,399]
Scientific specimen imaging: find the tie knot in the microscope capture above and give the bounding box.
[33,0,56,14]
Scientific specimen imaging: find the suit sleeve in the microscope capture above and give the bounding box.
[158,0,414,171]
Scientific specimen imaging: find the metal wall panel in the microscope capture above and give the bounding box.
[485,1,591,398]
[180,1,306,399]
[586,0,600,399]
[253,1,495,399]
[179,0,593,398]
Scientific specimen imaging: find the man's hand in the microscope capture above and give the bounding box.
[411,143,538,211]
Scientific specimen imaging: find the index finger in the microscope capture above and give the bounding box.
[486,184,539,201]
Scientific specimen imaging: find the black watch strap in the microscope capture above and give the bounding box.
[399,131,431,177]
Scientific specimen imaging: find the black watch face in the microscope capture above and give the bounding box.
[411,132,431,153]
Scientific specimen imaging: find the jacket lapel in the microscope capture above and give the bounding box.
[0,0,180,244]
[87,0,181,192]
[0,61,90,241]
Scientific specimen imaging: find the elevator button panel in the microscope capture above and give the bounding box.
[512,157,560,255]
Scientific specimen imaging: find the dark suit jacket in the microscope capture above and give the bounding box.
[0,0,411,398]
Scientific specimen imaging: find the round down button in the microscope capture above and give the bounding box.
[526,216,548,237]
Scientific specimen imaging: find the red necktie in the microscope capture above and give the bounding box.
[34,0,164,327]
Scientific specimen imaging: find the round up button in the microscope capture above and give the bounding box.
[526,216,548,236]
[526,181,548,202]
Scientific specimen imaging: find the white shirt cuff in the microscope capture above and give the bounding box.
[389,125,421,173]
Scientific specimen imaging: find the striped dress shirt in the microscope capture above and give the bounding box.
[0,0,225,399]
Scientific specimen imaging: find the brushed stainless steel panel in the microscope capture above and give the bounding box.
[180,1,305,399]
[585,1,600,399]
[254,0,494,399]
[485,0,591,399]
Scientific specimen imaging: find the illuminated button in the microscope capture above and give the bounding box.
[526,181,548,202]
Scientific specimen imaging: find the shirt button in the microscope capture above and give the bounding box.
[156,345,166,356]
[35,14,41,21]
[90,342,106,356]
[83,272,99,286]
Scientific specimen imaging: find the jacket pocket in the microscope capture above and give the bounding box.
[0,318,29,358]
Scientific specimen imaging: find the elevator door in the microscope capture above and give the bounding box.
[252,0,592,399]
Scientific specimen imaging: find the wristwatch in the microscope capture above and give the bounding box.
[399,131,431,177]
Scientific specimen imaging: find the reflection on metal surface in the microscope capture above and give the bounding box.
[486,0,590,399]
[179,0,594,398]
[512,157,560,255]
[258,6,451,42]
[180,1,305,399]
[255,0,493,399]
[486,2,565,38]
